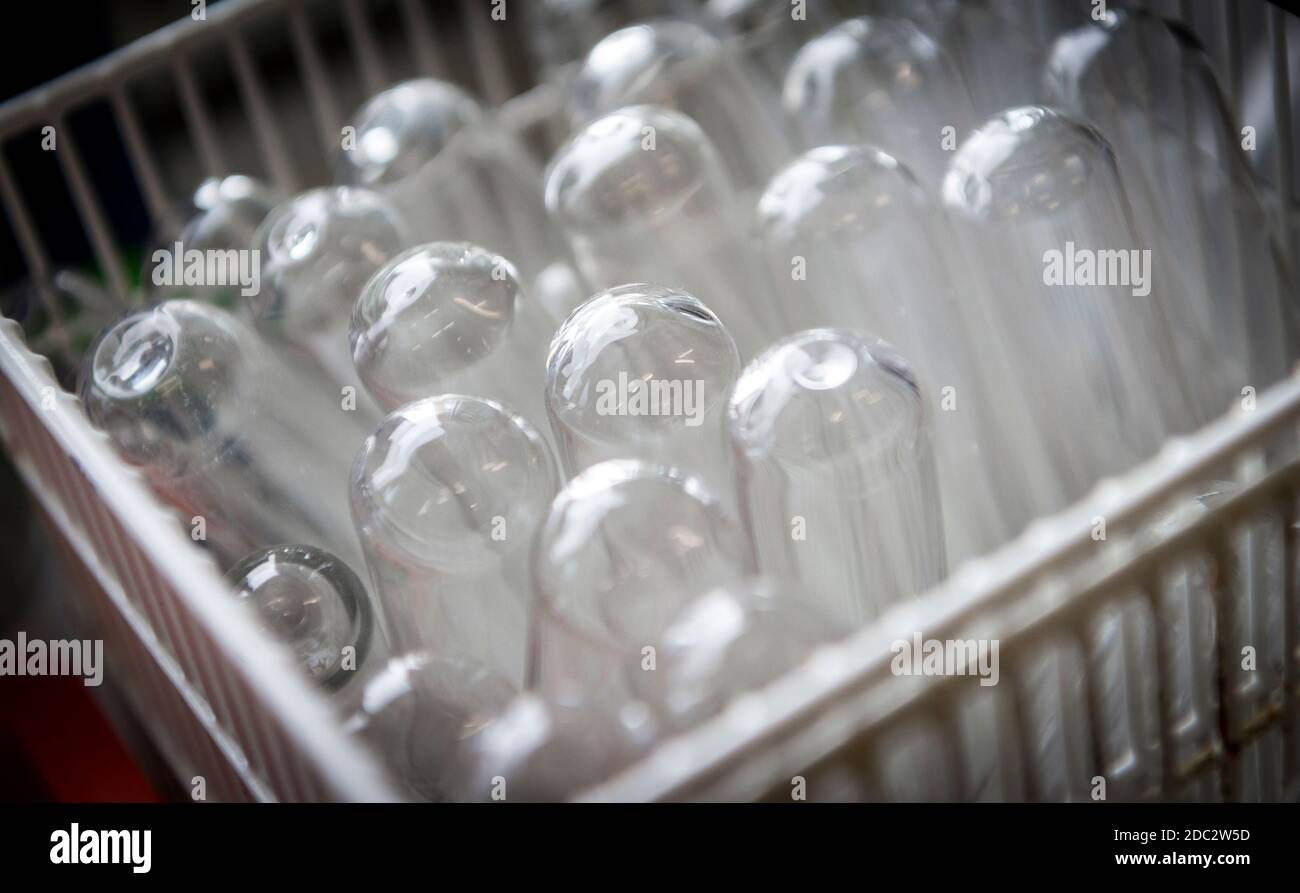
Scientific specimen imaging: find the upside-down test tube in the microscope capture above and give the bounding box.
[544,105,782,357]
[226,544,376,692]
[143,174,280,306]
[81,300,371,571]
[252,186,410,412]
[703,0,842,101]
[568,20,790,194]
[783,16,975,191]
[757,144,1028,558]
[1044,8,1296,393]
[337,79,581,322]
[529,459,750,703]
[350,395,560,688]
[342,651,515,801]
[544,284,740,495]
[519,0,703,78]
[450,691,660,802]
[942,106,1211,504]
[350,242,554,434]
[630,574,842,731]
[727,329,947,627]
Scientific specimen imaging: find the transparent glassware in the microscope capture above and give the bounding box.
[727,328,947,627]
[449,691,659,802]
[757,144,1027,558]
[942,106,1212,504]
[628,574,842,731]
[520,0,704,78]
[529,459,750,703]
[568,20,790,194]
[782,17,976,191]
[341,651,515,801]
[251,186,410,412]
[703,0,841,102]
[350,242,553,434]
[1043,8,1296,392]
[350,395,560,688]
[544,105,782,358]
[337,78,580,322]
[544,284,740,497]
[142,174,280,307]
[226,544,375,691]
[929,0,1047,120]
[80,300,371,571]
[336,78,483,190]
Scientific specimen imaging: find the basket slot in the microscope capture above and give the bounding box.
[224,33,299,194]
[286,0,344,155]
[341,0,388,96]
[398,0,448,80]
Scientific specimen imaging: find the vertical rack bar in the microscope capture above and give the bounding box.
[342,0,388,95]
[399,0,447,80]
[1269,5,1295,258]
[48,117,131,302]
[226,31,298,193]
[172,55,229,181]
[111,86,177,234]
[286,0,344,153]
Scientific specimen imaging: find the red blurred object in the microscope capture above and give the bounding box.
[0,670,159,802]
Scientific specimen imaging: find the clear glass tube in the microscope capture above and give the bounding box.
[341,651,515,801]
[142,174,280,306]
[757,144,1025,558]
[252,186,410,418]
[449,691,659,802]
[703,0,842,103]
[349,242,553,435]
[1043,8,1296,393]
[782,16,976,191]
[529,459,749,704]
[544,283,740,498]
[337,78,581,322]
[568,20,791,194]
[942,106,1210,503]
[544,104,782,358]
[225,544,376,692]
[519,0,704,78]
[629,574,842,731]
[81,300,371,572]
[350,395,560,688]
[727,328,947,627]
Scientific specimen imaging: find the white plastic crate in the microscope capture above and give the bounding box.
[0,0,1296,802]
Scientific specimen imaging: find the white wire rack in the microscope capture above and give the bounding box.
[0,0,1296,802]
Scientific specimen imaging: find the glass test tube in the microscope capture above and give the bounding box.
[450,692,659,802]
[569,20,791,194]
[942,106,1204,503]
[143,174,280,306]
[629,574,842,731]
[1044,8,1296,395]
[545,104,783,358]
[252,185,410,418]
[757,144,1028,558]
[544,283,740,498]
[529,459,750,704]
[342,651,515,801]
[349,242,554,435]
[782,16,976,191]
[81,299,371,572]
[350,395,560,688]
[727,328,948,627]
[226,544,376,691]
[338,78,581,322]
